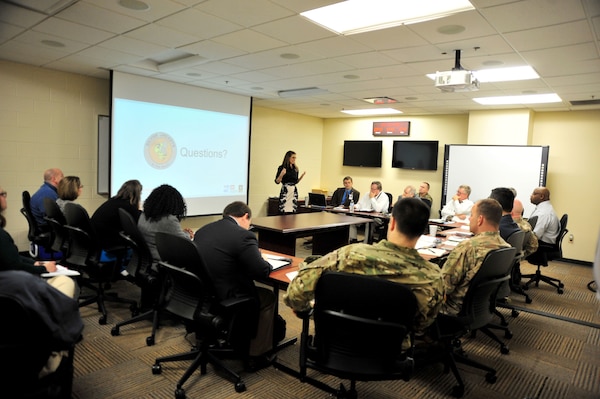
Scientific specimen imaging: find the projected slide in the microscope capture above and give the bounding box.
[111,72,251,216]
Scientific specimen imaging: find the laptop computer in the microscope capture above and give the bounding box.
[308,192,327,208]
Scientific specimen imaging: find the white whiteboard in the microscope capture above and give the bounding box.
[442,145,549,218]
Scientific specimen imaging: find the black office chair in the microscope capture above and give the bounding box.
[295,272,416,399]
[20,190,54,260]
[110,209,161,346]
[151,232,256,399]
[496,230,528,321]
[523,214,567,294]
[43,197,68,262]
[432,247,516,397]
[385,191,393,213]
[63,202,138,325]
[527,215,538,230]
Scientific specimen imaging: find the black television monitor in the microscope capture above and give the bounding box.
[392,140,439,170]
[343,140,382,167]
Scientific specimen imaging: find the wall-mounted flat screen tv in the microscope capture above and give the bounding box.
[343,140,382,167]
[392,140,439,170]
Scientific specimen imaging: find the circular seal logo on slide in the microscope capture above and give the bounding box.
[144,132,176,169]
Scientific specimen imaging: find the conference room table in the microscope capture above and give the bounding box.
[251,212,373,256]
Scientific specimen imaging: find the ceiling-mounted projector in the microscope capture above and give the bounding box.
[435,70,479,92]
[433,49,480,92]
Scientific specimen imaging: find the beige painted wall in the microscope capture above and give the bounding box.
[1,60,598,261]
[320,115,469,217]
[529,110,600,261]
[468,109,533,145]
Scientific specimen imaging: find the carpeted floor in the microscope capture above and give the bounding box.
[71,252,600,399]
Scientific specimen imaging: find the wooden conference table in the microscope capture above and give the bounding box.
[251,212,373,256]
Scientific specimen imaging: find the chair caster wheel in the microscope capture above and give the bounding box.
[111,327,120,336]
[500,319,509,326]
[486,372,497,383]
[522,285,529,291]
[505,330,513,339]
[511,309,519,318]
[525,297,533,304]
[451,385,465,397]
[152,364,162,374]
[557,289,564,294]
[500,345,510,354]
[559,283,565,288]
[175,388,186,399]
[235,382,246,393]
[146,336,155,346]
[99,316,107,325]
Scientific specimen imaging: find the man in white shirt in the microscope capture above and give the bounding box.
[528,187,560,245]
[350,181,390,242]
[441,185,474,223]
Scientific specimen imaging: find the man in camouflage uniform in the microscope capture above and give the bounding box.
[511,198,539,257]
[441,198,511,316]
[418,181,433,204]
[284,198,445,347]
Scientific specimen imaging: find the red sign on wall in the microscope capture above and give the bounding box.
[372,121,410,136]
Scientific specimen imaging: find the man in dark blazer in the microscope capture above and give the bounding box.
[193,201,276,369]
[330,176,360,208]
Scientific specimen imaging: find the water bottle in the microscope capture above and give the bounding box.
[349,193,354,212]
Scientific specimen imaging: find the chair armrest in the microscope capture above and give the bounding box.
[219,296,255,310]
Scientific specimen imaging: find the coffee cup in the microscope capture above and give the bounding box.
[429,225,438,237]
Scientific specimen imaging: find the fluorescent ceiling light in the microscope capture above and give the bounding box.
[474,66,539,82]
[301,0,475,35]
[278,87,328,97]
[473,93,562,105]
[426,66,539,82]
[341,108,403,116]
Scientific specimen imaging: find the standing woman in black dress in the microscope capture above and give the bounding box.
[275,150,305,213]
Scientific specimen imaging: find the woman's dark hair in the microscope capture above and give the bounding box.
[115,179,142,207]
[143,184,187,222]
[281,150,298,171]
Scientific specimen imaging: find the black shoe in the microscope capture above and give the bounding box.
[244,355,275,372]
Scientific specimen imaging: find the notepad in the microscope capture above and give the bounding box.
[417,248,447,257]
[265,254,292,270]
[41,264,81,277]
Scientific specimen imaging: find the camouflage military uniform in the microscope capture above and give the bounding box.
[419,193,433,203]
[283,240,445,341]
[441,231,510,316]
[515,217,539,257]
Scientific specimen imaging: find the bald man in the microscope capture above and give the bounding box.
[511,199,538,257]
[30,168,64,226]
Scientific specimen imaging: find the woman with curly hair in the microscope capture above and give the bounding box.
[137,184,194,261]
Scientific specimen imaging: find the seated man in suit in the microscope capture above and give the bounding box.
[193,201,280,370]
[284,197,445,348]
[441,198,511,315]
[511,199,538,257]
[489,187,520,240]
[330,176,360,208]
